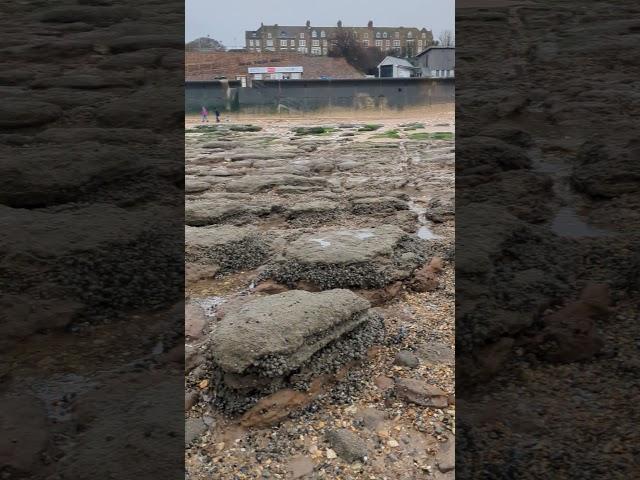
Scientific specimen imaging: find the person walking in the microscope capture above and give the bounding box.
[201,106,209,123]
[215,109,221,123]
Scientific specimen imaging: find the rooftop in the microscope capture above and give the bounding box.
[186,51,364,80]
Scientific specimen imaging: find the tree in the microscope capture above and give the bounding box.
[186,36,226,52]
[328,30,385,75]
[438,30,455,47]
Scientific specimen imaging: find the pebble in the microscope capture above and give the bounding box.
[393,350,420,368]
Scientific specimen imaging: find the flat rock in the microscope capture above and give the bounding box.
[285,200,340,218]
[185,225,270,272]
[286,456,315,479]
[0,99,62,128]
[225,174,328,193]
[210,289,370,374]
[394,350,420,368]
[268,225,426,289]
[351,196,408,214]
[185,200,272,226]
[185,303,207,339]
[395,378,448,408]
[185,417,207,446]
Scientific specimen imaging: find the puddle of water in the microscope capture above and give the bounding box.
[551,207,613,238]
[30,373,98,421]
[407,200,440,240]
[310,238,331,248]
[417,225,438,240]
[193,296,226,317]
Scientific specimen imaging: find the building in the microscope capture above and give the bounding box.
[245,20,433,57]
[415,46,454,78]
[185,51,364,86]
[377,56,421,78]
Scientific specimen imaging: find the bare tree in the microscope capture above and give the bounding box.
[328,30,385,75]
[438,30,455,47]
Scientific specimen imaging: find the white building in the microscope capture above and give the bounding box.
[376,56,420,78]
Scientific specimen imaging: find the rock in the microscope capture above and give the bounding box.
[0,100,62,128]
[36,6,141,26]
[211,290,370,375]
[0,396,48,472]
[285,200,340,219]
[185,263,219,284]
[255,280,289,294]
[185,225,270,273]
[267,225,427,289]
[325,449,337,459]
[355,282,403,306]
[350,196,408,214]
[395,378,448,408]
[535,283,610,363]
[325,429,368,462]
[211,290,384,413]
[286,456,314,479]
[394,351,420,368]
[240,389,314,428]
[357,408,387,430]
[185,344,204,373]
[185,200,273,226]
[410,257,444,292]
[374,376,395,391]
[225,174,328,193]
[436,439,455,473]
[185,391,199,411]
[185,417,207,446]
[185,180,210,194]
[185,303,207,339]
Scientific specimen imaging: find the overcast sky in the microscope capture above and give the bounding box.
[186,0,454,48]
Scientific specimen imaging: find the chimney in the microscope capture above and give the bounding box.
[368,20,373,28]
[306,20,310,27]
[337,20,342,28]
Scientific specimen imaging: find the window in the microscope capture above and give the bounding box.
[408,31,413,38]
[300,32,305,39]
[364,32,369,39]
[323,40,328,46]
[312,30,317,37]
[363,39,369,47]
[375,39,382,47]
[353,31,358,38]
[376,32,381,38]
[321,30,326,37]
[393,40,400,47]
[299,39,306,46]
[280,39,287,47]
[267,32,272,39]
[254,73,263,80]
[418,40,423,49]
[311,46,321,55]
[450,69,454,77]
[395,31,400,39]
[236,76,247,87]
[249,40,254,46]
[290,39,295,46]
[298,46,307,53]
[255,40,260,46]
[385,40,390,46]
[312,39,319,46]
[383,32,388,38]
[422,32,426,38]
[267,39,273,47]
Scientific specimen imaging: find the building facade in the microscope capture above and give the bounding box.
[246,20,433,57]
[415,46,454,78]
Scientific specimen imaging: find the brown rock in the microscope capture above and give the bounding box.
[374,376,395,391]
[240,389,318,428]
[537,283,610,363]
[286,456,314,479]
[295,280,322,292]
[356,281,403,306]
[255,280,289,294]
[410,257,444,292]
[185,303,207,339]
[185,390,199,411]
[436,438,455,473]
[185,263,219,284]
[395,378,448,408]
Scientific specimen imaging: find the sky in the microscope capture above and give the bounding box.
[186,0,454,48]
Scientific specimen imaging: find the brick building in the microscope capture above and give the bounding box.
[246,20,433,57]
